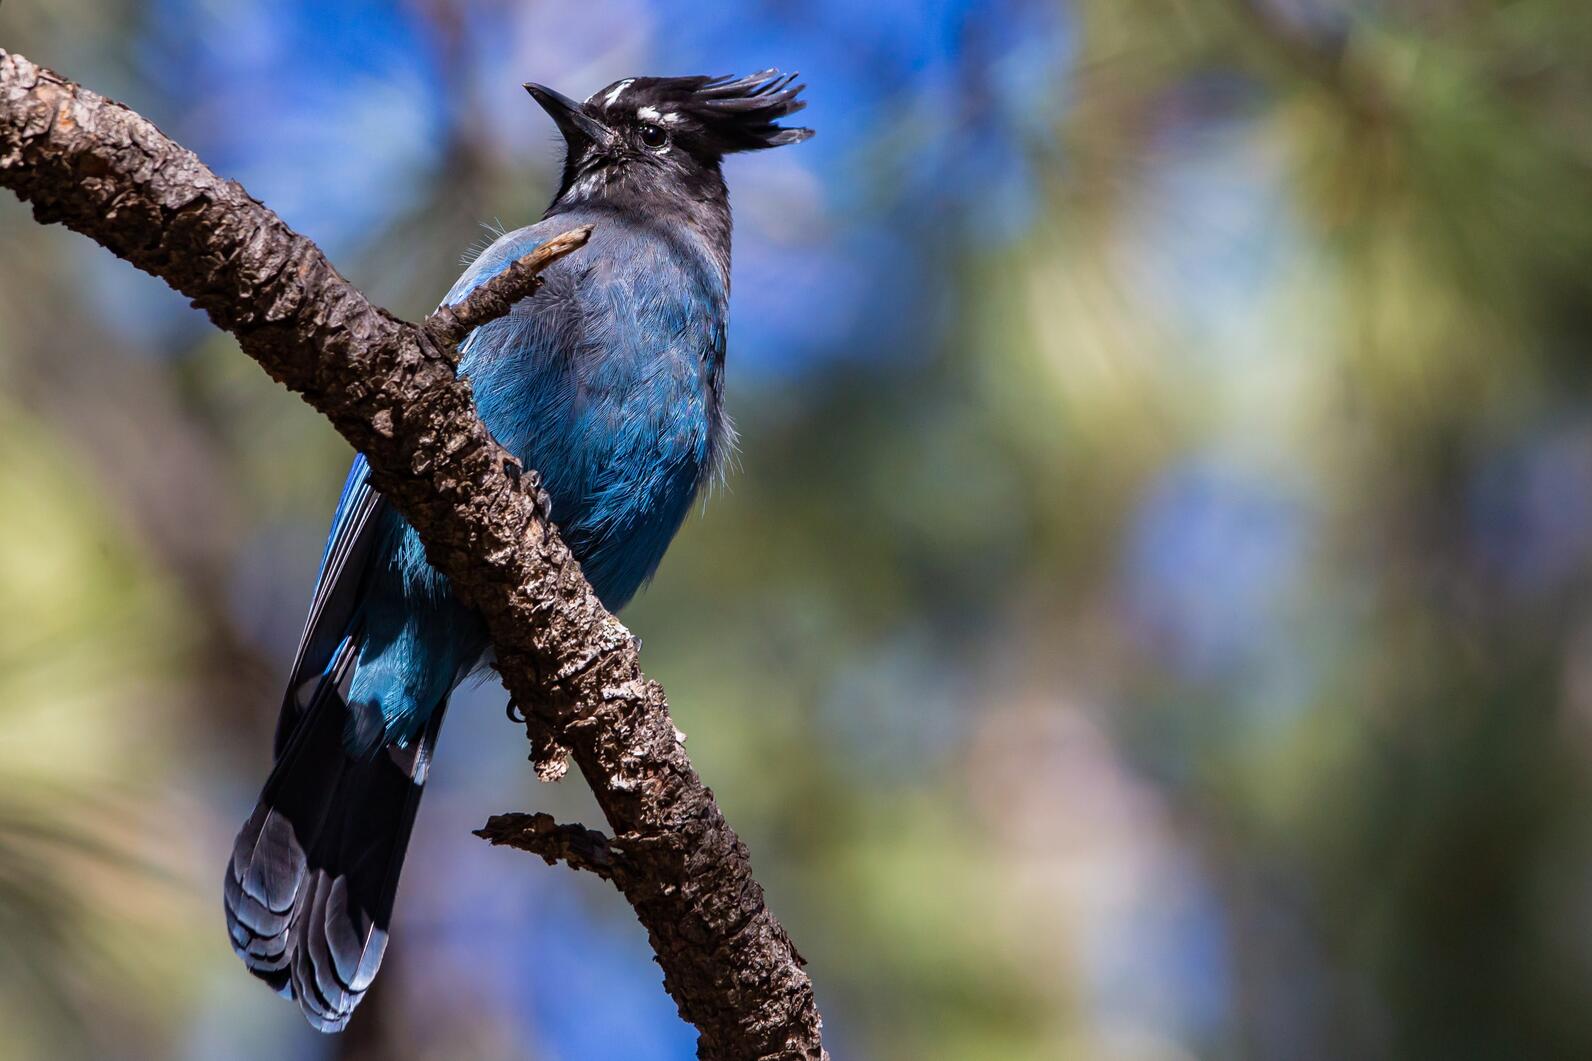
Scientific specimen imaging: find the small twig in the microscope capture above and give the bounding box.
[424,225,594,348]
[476,813,631,884]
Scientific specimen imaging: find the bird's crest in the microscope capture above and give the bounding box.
[586,70,813,153]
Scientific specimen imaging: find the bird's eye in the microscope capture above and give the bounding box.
[639,123,668,149]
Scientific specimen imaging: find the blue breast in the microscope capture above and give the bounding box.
[450,207,730,609]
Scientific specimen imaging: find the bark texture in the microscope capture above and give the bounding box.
[0,49,823,1060]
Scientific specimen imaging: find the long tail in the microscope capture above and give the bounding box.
[224,637,447,1032]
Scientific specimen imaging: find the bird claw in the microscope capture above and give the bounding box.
[538,500,558,547]
[505,699,526,724]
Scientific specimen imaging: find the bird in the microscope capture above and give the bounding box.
[222,70,812,1032]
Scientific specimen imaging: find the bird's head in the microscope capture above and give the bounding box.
[525,70,812,209]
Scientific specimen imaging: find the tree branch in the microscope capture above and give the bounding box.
[0,49,824,1060]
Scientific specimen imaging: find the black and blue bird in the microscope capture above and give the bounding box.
[222,70,812,1032]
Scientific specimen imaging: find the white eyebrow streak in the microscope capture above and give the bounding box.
[637,105,661,121]
[660,111,684,125]
[600,79,634,108]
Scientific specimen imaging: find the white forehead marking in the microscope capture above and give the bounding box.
[637,105,661,121]
[599,79,634,108]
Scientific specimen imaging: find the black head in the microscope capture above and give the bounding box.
[524,70,813,208]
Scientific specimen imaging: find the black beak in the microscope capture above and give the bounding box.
[524,83,609,146]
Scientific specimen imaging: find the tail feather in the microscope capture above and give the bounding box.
[225,635,446,1032]
[224,805,303,985]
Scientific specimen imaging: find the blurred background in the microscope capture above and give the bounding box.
[2,1,1591,1058]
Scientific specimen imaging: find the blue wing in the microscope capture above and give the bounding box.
[275,453,385,755]
[282,226,551,704]
[274,228,554,751]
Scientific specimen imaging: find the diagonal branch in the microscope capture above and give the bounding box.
[0,49,824,1061]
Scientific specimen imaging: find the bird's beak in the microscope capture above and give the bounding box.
[524,83,609,146]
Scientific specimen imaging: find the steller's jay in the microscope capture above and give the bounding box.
[223,70,811,1032]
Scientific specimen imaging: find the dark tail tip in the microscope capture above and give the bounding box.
[228,641,446,1033]
[224,802,387,1032]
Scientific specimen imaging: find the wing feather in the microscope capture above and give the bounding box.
[276,455,386,755]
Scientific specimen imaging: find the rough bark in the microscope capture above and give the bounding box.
[0,49,823,1060]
